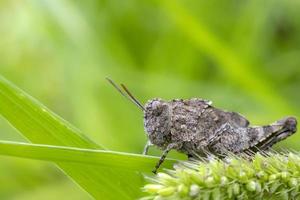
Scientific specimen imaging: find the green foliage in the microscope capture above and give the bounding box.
[0,0,299,199]
[143,152,300,200]
[0,75,174,199]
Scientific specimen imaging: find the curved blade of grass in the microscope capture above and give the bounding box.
[0,75,165,199]
[160,0,293,115]
[0,141,175,171]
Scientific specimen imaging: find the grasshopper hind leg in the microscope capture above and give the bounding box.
[248,117,297,152]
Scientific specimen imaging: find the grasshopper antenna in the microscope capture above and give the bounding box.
[106,77,145,111]
[120,83,145,111]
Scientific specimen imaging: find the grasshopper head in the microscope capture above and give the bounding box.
[144,98,171,148]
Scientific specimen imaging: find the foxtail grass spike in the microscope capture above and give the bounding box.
[142,152,300,200]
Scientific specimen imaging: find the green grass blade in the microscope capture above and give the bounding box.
[0,141,175,172]
[0,76,99,148]
[160,0,293,115]
[0,75,162,199]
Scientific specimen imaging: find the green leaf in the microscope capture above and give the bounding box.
[0,75,174,199]
[0,141,175,172]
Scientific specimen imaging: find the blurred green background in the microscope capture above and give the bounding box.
[0,0,299,199]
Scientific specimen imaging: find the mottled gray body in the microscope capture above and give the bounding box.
[106,78,297,174]
[144,98,297,173]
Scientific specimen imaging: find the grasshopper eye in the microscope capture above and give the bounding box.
[152,101,160,109]
[155,108,163,116]
[152,102,168,117]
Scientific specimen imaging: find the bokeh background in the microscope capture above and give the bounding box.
[0,0,299,199]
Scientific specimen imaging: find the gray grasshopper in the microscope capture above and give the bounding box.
[107,78,297,173]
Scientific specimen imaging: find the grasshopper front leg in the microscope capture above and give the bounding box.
[143,141,153,155]
[152,143,181,174]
